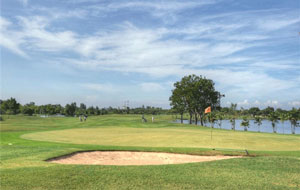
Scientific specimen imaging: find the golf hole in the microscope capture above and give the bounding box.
[47,151,242,166]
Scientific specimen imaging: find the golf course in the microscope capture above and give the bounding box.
[1,114,300,189]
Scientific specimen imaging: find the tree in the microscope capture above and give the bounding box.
[240,117,250,131]
[1,97,20,114]
[254,116,262,132]
[170,75,222,126]
[208,112,216,128]
[229,103,237,130]
[21,102,36,116]
[268,112,278,133]
[288,108,300,134]
[169,83,186,123]
[262,106,275,116]
[95,106,100,115]
[87,106,95,115]
[65,102,77,116]
[279,113,288,134]
[216,112,224,129]
[230,116,236,130]
[248,107,260,117]
[79,103,87,115]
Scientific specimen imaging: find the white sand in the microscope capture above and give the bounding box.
[48,151,242,166]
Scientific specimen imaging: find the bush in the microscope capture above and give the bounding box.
[0,116,3,121]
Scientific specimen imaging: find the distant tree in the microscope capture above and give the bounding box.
[1,97,20,114]
[208,112,217,128]
[201,114,208,127]
[240,117,250,131]
[288,108,300,134]
[268,112,279,133]
[230,103,237,115]
[229,103,237,130]
[95,106,100,115]
[54,104,64,114]
[216,112,224,129]
[248,107,260,117]
[220,107,230,114]
[21,102,36,116]
[0,100,3,114]
[279,113,288,134]
[262,106,275,116]
[230,116,236,131]
[254,116,263,132]
[79,103,87,115]
[87,106,95,115]
[65,102,77,116]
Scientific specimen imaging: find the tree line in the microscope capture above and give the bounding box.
[169,75,300,134]
[0,98,168,117]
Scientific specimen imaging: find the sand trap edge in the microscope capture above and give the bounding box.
[46,151,243,166]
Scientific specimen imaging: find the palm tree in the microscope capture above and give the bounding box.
[240,117,250,131]
[217,113,223,129]
[229,103,237,130]
[268,112,279,133]
[288,109,300,134]
[279,113,288,134]
[230,116,236,130]
[254,116,262,132]
[208,112,216,128]
[203,114,208,127]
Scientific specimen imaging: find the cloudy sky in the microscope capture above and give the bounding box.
[1,0,299,109]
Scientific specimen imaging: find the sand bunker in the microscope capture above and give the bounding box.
[47,151,242,165]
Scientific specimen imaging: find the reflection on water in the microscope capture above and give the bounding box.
[174,119,300,134]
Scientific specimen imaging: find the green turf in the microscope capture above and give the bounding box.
[1,115,300,190]
[23,127,300,151]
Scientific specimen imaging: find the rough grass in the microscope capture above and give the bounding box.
[1,115,300,190]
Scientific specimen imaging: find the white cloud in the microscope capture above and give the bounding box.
[257,18,300,31]
[18,16,78,52]
[0,17,27,57]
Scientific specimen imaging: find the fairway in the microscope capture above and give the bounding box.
[23,127,300,151]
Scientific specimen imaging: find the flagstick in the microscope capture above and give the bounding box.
[210,111,212,141]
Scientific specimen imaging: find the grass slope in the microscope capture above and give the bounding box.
[1,115,300,190]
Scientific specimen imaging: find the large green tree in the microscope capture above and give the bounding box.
[169,82,186,123]
[1,98,20,114]
[170,75,222,125]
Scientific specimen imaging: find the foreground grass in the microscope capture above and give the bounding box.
[1,115,300,190]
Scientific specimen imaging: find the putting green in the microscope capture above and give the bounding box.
[22,127,300,151]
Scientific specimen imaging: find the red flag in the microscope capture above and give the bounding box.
[205,106,211,114]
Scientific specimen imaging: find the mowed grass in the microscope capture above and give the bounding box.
[23,127,300,151]
[1,115,300,190]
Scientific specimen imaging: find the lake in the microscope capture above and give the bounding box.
[175,119,300,134]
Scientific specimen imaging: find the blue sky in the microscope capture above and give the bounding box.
[1,0,299,109]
